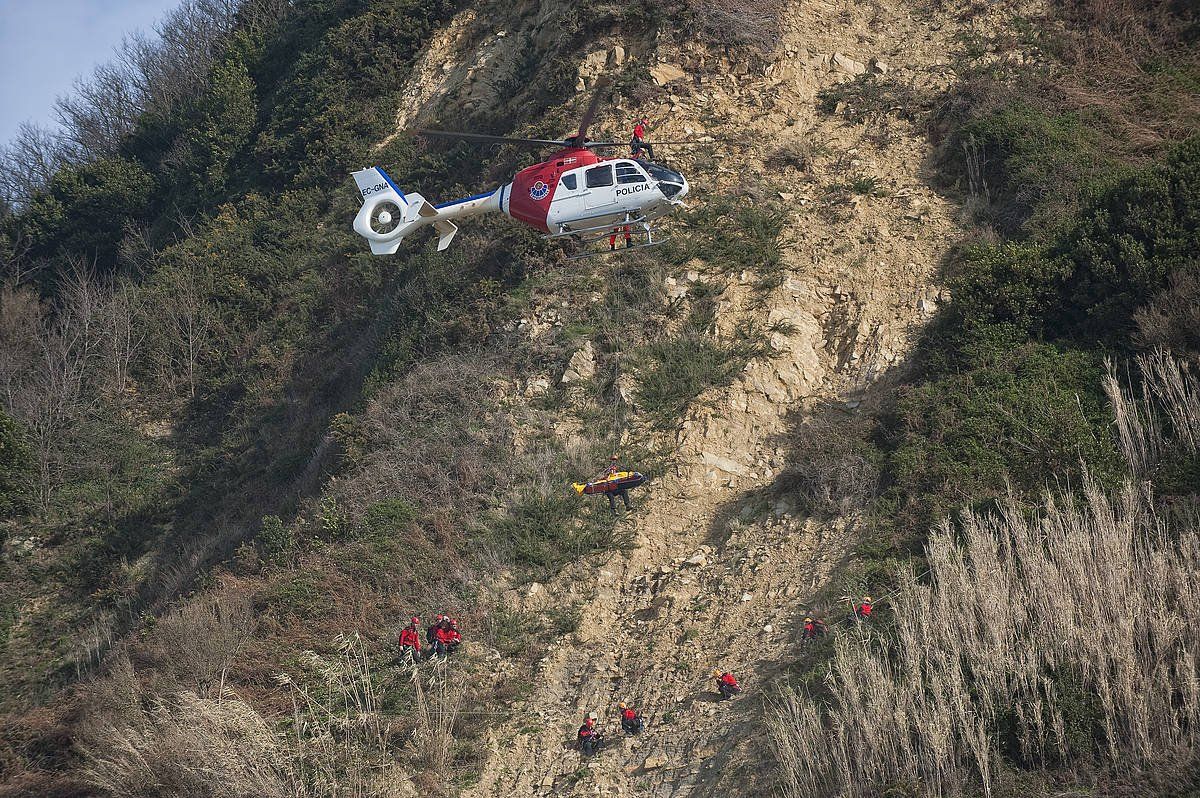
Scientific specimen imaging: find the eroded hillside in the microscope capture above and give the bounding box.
[4,0,1198,796]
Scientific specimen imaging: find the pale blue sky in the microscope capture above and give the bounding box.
[0,0,181,145]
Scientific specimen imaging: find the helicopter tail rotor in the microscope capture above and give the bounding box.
[351,167,503,255]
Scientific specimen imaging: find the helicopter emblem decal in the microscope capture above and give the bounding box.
[529,180,550,200]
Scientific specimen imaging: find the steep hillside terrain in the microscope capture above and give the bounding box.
[1,0,1197,796]
[457,0,970,793]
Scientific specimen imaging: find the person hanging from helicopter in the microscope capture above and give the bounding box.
[609,225,633,250]
[630,117,655,161]
[572,455,647,511]
[398,616,422,664]
[602,454,632,513]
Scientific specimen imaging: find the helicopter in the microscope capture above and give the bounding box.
[350,81,700,258]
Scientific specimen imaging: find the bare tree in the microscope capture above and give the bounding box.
[101,279,144,399]
[0,122,67,207]
[153,261,216,400]
[150,593,255,699]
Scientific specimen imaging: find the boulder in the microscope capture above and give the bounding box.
[561,341,596,383]
[649,63,687,85]
[643,752,669,770]
[609,45,626,66]
[831,52,867,75]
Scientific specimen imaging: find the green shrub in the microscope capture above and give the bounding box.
[487,492,618,573]
[636,335,744,425]
[257,515,295,564]
[362,498,417,537]
[940,135,1200,349]
[883,341,1122,531]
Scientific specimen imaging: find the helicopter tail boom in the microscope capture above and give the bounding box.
[351,167,505,254]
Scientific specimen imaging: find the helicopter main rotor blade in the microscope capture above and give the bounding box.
[418,129,568,147]
[572,78,611,146]
[642,139,728,145]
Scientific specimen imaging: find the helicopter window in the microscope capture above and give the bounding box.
[560,173,577,191]
[644,163,685,184]
[585,165,613,188]
[616,162,647,184]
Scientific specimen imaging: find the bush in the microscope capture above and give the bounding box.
[636,335,745,426]
[487,491,618,573]
[257,515,294,564]
[776,413,881,517]
[940,135,1200,349]
[883,341,1122,531]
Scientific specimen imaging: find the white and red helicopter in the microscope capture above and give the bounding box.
[351,85,695,258]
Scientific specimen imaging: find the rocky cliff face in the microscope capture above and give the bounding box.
[376,0,989,794]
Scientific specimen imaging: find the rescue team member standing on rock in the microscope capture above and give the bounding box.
[398,616,422,663]
[713,669,741,700]
[631,117,654,161]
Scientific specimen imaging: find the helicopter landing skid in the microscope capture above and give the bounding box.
[565,236,672,260]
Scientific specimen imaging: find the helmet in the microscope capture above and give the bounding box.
[610,453,619,460]
[804,617,813,623]
[411,616,419,624]
[711,669,721,678]
[618,701,626,709]
[863,596,872,603]
[435,614,444,621]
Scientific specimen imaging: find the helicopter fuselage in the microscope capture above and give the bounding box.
[506,146,689,235]
[351,146,689,255]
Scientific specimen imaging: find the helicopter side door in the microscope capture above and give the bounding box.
[582,164,617,211]
[614,160,654,211]
[548,169,588,227]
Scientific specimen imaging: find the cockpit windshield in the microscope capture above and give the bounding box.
[644,163,684,184]
[644,163,686,197]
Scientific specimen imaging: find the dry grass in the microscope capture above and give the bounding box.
[771,353,1200,797]
[775,411,879,517]
[77,658,293,798]
[145,591,254,698]
[1057,0,1200,155]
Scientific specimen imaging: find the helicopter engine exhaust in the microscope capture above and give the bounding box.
[351,167,507,254]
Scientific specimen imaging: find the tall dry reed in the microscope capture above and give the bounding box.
[771,353,1200,797]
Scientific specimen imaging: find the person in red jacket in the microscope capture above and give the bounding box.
[617,701,644,734]
[398,616,422,664]
[801,616,828,641]
[431,617,461,658]
[577,714,603,755]
[597,454,633,514]
[855,596,873,621]
[713,669,741,700]
[630,117,654,160]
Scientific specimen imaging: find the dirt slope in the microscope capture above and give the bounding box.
[389,0,977,795]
